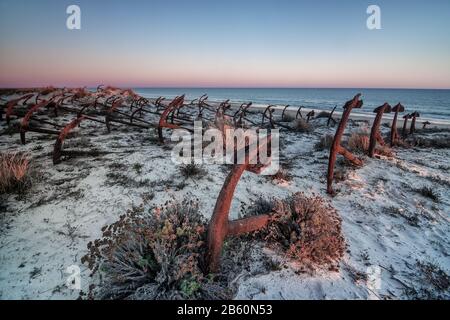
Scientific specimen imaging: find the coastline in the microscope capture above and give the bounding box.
[151,96,450,129]
[252,104,450,129]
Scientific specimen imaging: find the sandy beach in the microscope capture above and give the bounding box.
[1,88,449,300]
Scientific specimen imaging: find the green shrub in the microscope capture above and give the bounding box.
[82,200,230,300]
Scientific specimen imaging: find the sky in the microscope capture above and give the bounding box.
[0,0,449,89]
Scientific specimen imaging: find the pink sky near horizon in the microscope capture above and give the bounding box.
[1,1,450,89]
[1,50,449,89]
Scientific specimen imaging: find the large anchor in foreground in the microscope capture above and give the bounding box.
[206,133,273,273]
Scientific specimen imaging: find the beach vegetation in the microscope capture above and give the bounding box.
[315,134,334,151]
[0,152,32,194]
[82,200,230,300]
[246,192,345,271]
[180,164,207,179]
[347,131,370,153]
[414,186,440,202]
[292,118,314,133]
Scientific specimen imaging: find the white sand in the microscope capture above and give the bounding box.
[0,94,449,300]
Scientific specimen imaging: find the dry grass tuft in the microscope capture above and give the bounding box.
[347,131,370,153]
[0,152,32,194]
[315,134,334,151]
[269,168,293,182]
[292,118,314,133]
[180,164,207,179]
[333,168,348,183]
[404,260,450,299]
[246,196,277,217]
[248,192,345,271]
[416,260,449,293]
[375,145,394,157]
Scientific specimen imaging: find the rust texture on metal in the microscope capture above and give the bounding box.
[390,103,405,147]
[327,94,364,195]
[53,116,86,165]
[154,96,166,110]
[422,121,430,129]
[206,135,272,273]
[4,94,34,124]
[409,111,420,134]
[402,113,412,138]
[20,100,50,144]
[158,95,185,142]
[368,103,392,158]
[105,98,124,133]
[227,215,271,236]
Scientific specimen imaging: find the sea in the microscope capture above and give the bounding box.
[134,88,450,120]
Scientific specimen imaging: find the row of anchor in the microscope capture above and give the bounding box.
[1,88,429,272]
[1,89,424,190]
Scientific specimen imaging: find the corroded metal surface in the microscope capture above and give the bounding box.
[402,113,412,138]
[53,116,86,164]
[158,95,185,142]
[390,103,405,147]
[19,100,50,144]
[410,111,420,134]
[206,136,272,273]
[368,103,391,157]
[327,94,363,195]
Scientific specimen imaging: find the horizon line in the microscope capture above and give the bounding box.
[1,86,450,91]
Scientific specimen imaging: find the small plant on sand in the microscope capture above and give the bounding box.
[82,200,230,300]
[414,186,440,202]
[268,168,293,183]
[347,131,370,154]
[292,118,314,133]
[407,136,450,149]
[315,134,334,151]
[382,206,419,227]
[0,152,32,194]
[133,162,143,175]
[405,260,450,300]
[416,260,450,293]
[282,113,296,122]
[375,145,394,157]
[247,192,345,271]
[180,164,207,179]
[108,162,126,170]
[105,172,150,188]
[246,196,276,217]
[32,144,44,151]
[333,168,348,183]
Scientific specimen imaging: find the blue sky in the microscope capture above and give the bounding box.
[0,0,449,88]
